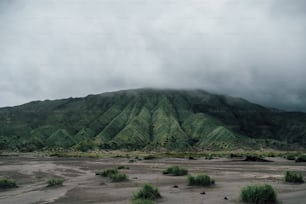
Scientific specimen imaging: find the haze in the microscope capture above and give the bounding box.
[0,0,305,111]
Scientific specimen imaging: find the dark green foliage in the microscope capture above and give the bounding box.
[98,168,127,182]
[187,174,215,186]
[143,155,157,160]
[286,154,296,160]
[240,184,277,204]
[109,173,127,182]
[285,171,304,183]
[99,169,118,177]
[162,166,188,176]
[295,155,306,162]
[133,184,161,201]
[0,136,9,150]
[47,178,64,187]
[1,89,306,151]
[74,139,96,152]
[0,177,17,188]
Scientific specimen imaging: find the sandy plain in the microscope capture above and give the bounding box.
[0,154,305,204]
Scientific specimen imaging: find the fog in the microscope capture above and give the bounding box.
[0,0,305,111]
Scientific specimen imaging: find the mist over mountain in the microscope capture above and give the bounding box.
[0,89,305,152]
[0,0,306,111]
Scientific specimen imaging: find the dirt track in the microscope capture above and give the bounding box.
[0,155,306,204]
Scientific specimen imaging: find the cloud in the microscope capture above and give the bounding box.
[0,0,305,111]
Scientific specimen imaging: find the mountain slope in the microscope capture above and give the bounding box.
[0,89,305,151]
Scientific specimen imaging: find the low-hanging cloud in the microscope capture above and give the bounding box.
[0,0,305,111]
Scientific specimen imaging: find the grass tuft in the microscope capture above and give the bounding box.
[295,155,306,162]
[109,173,127,182]
[133,183,161,201]
[187,174,215,186]
[98,168,127,182]
[285,171,304,183]
[47,178,64,187]
[100,169,118,177]
[240,184,277,204]
[162,166,188,176]
[0,177,17,189]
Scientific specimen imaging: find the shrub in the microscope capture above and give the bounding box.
[109,173,127,182]
[206,155,213,160]
[295,155,306,162]
[100,169,118,177]
[47,178,64,187]
[240,184,277,203]
[187,174,215,186]
[143,155,156,160]
[133,184,161,201]
[286,154,296,160]
[98,168,127,182]
[163,166,188,176]
[285,171,304,183]
[0,177,17,188]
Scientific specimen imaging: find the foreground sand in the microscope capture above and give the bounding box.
[0,154,305,204]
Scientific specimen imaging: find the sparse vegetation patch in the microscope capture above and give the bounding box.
[133,184,161,202]
[99,169,118,177]
[295,155,306,162]
[162,166,188,176]
[98,168,127,182]
[240,184,277,203]
[0,177,17,189]
[47,178,64,187]
[187,174,215,186]
[285,171,304,183]
[109,172,127,182]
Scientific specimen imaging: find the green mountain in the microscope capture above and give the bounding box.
[0,89,305,151]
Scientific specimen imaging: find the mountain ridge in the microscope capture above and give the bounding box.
[0,88,305,151]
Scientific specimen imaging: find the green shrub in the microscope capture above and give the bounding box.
[133,184,161,201]
[100,169,118,177]
[187,174,215,186]
[163,166,188,176]
[206,155,213,160]
[286,154,296,160]
[295,155,306,162]
[0,177,17,188]
[240,184,277,203]
[98,168,127,182]
[47,178,64,187]
[109,173,127,182]
[143,155,156,160]
[285,171,304,183]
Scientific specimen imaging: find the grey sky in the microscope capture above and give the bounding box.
[0,0,305,111]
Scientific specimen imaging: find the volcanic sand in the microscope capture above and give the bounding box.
[0,154,305,204]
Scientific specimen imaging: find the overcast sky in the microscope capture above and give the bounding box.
[0,0,305,111]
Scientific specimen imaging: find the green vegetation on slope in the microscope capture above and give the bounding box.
[0,89,306,151]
